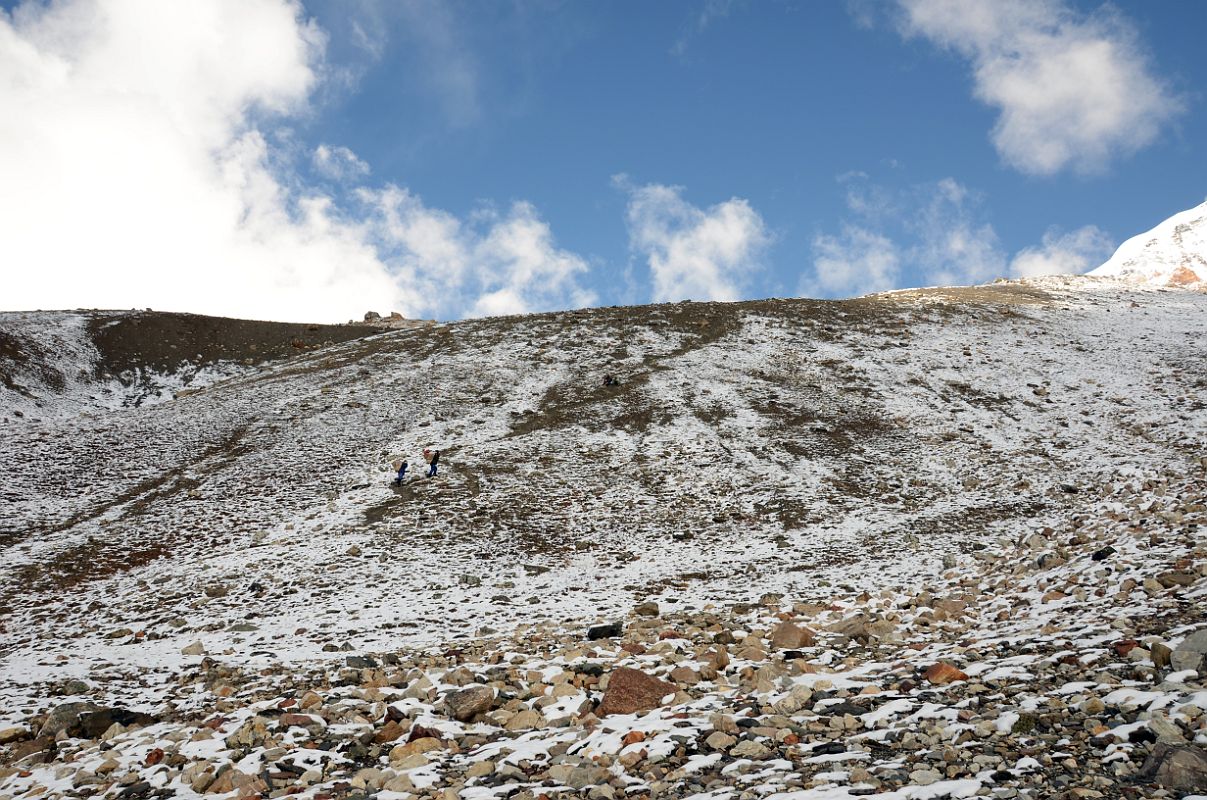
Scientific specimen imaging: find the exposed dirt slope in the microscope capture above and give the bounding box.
[0,310,380,420]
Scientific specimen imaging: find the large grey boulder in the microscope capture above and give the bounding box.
[38,702,101,738]
[444,685,495,722]
[1171,629,1207,672]
[1136,743,1207,791]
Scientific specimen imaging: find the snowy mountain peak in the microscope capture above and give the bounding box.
[1089,199,1207,288]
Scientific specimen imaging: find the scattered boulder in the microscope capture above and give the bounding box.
[1136,743,1207,792]
[730,740,771,759]
[769,621,815,649]
[76,708,156,739]
[504,708,545,730]
[588,622,623,640]
[224,716,271,750]
[1157,570,1198,589]
[596,667,676,717]
[444,685,495,722]
[0,726,29,744]
[1152,641,1173,669]
[924,662,969,685]
[633,601,660,617]
[1172,629,1207,672]
[38,702,100,738]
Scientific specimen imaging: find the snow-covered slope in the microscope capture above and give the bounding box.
[1090,200,1207,288]
[1,279,1205,799]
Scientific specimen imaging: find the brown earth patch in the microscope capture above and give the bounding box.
[88,312,381,379]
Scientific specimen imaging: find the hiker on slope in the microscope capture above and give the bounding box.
[423,447,440,478]
[391,459,408,486]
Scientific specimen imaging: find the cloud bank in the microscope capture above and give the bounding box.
[896,0,1182,175]
[807,175,1113,297]
[811,226,901,296]
[0,0,590,322]
[363,187,596,319]
[1010,225,1115,278]
[617,177,770,303]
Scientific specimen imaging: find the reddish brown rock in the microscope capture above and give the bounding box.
[373,719,409,744]
[924,662,968,685]
[769,621,816,649]
[597,668,677,717]
[10,737,54,763]
[1113,640,1139,657]
[1167,265,1203,288]
[279,713,321,728]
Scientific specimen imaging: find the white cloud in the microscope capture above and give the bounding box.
[896,0,1182,175]
[806,175,1114,296]
[313,144,370,181]
[468,203,597,318]
[617,177,770,303]
[807,225,901,296]
[362,188,595,319]
[831,177,1005,289]
[1009,225,1114,277]
[0,0,591,323]
[909,178,1006,286]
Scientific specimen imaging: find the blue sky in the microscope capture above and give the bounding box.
[2,0,1205,321]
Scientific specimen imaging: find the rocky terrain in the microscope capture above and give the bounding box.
[1,276,1206,799]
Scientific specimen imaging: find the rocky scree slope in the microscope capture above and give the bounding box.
[1,277,1206,799]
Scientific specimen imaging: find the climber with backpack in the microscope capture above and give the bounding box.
[423,448,440,478]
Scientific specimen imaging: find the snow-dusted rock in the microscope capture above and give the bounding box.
[1089,200,1207,287]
